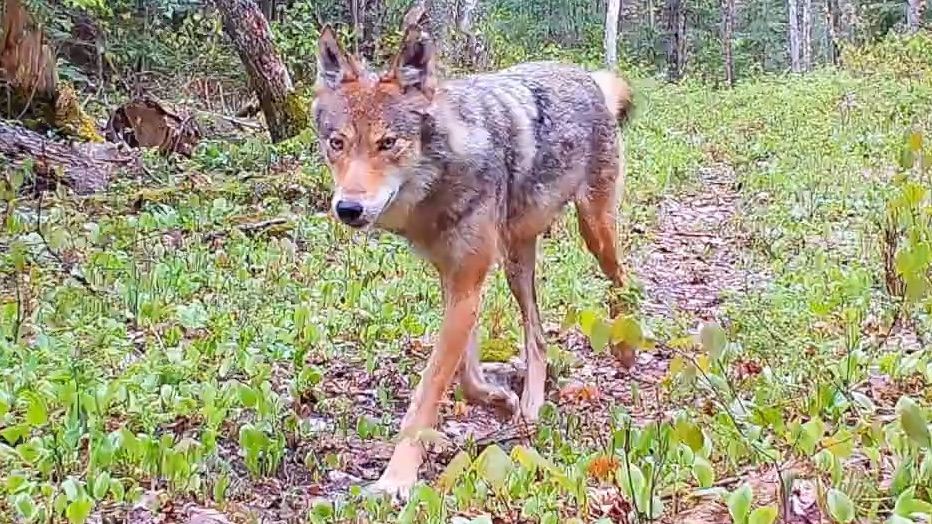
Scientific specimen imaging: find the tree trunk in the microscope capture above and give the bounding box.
[604,0,622,70]
[721,0,735,86]
[649,0,656,32]
[787,0,802,72]
[664,0,686,82]
[801,0,813,70]
[455,0,484,70]
[258,0,275,21]
[404,0,457,74]
[1,121,140,194]
[210,0,308,143]
[0,0,103,141]
[906,0,923,32]
[826,0,842,65]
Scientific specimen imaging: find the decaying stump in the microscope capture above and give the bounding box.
[0,0,102,141]
[105,97,202,157]
[0,120,139,194]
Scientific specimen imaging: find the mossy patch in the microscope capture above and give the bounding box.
[54,84,103,142]
[479,338,519,363]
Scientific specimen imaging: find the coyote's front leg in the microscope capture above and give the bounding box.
[457,328,520,419]
[371,249,493,500]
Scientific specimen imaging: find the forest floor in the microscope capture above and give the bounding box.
[2,69,932,524]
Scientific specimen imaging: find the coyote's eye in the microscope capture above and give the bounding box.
[328,136,345,151]
[377,136,397,151]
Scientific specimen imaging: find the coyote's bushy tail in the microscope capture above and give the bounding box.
[589,70,634,128]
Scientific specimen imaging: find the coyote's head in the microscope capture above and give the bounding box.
[312,24,437,229]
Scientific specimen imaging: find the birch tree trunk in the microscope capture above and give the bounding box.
[906,0,923,32]
[210,0,308,143]
[787,0,802,72]
[801,0,813,71]
[604,0,622,70]
[721,0,736,86]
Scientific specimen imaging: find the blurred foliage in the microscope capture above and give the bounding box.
[17,0,932,103]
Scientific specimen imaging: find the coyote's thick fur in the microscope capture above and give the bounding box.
[312,24,635,498]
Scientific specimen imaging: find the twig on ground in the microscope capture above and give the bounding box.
[202,218,290,242]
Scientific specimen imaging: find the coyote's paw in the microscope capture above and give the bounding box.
[368,471,418,503]
[485,387,520,421]
[519,389,545,423]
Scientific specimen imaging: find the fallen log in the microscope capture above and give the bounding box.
[0,120,139,194]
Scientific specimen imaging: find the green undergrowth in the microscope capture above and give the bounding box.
[3,62,932,523]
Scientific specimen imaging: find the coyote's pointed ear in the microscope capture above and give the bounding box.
[316,25,358,89]
[390,24,436,98]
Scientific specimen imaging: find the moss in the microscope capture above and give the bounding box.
[53,84,103,142]
[275,89,311,143]
[479,338,519,363]
[2,82,103,142]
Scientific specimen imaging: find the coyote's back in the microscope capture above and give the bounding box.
[385,60,636,253]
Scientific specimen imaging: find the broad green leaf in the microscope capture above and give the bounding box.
[238,385,258,408]
[62,477,81,501]
[616,462,646,500]
[436,450,472,493]
[577,309,599,336]
[908,131,923,152]
[561,308,578,331]
[511,445,570,489]
[474,444,513,491]
[610,315,644,347]
[14,494,36,519]
[692,456,715,487]
[589,318,612,353]
[894,486,932,517]
[897,396,931,448]
[699,322,727,361]
[25,393,48,427]
[110,479,125,502]
[66,497,94,524]
[675,419,705,452]
[749,505,779,524]
[92,471,111,500]
[798,418,825,454]
[726,483,753,524]
[826,488,855,523]
[822,428,854,459]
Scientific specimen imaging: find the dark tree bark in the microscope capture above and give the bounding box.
[664,0,686,82]
[721,0,735,87]
[1,122,140,194]
[826,0,842,65]
[1,0,102,141]
[210,0,308,143]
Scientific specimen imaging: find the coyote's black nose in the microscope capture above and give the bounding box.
[335,200,365,225]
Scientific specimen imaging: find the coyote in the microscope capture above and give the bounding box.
[312,23,635,498]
